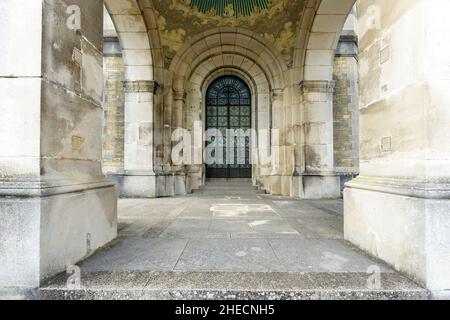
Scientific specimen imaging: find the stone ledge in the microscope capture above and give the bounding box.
[38,271,428,300]
[346,176,450,199]
[300,80,336,94]
[123,80,158,94]
[0,177,115,197]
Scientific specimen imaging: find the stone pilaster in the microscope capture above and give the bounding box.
[269,88,293,196]
[110,80,158,198]
[296,80,340,199]
[172,90,187,195]
[0,0,116,289]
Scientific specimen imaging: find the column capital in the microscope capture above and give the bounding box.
[272,88,284,101]
[299,80,335,94]
[123,80,159,94]
[173,90,187,102]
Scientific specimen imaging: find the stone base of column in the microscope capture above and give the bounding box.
[0,178,117,288]
[109,171,156,198]
[255,175,270,194]
[109,171,188,198]
[174,173,187,196]
[291,174,341,199]
[269,175,292,196]
[186,166,203,194]
[345,176,450,293]
[156,173,175,198]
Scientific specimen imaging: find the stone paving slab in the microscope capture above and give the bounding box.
[37,184,429,300]
[269,239,393,273]
[80,238,189,272]
[174,239,285,272]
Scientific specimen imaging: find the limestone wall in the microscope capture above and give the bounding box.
[333,35,359,189]
[345,0,450,293]
[102,37,125,174]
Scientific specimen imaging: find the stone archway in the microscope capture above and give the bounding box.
[292,0,450,294]
[287,0,358,200]
[2,0,450,297]
[103,0,161,198]
[167,27,291,194]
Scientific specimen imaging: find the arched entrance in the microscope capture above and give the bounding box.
[205,76,252,179]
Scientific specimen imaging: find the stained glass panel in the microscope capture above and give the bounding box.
[218,106,228,116]
[207,117,217,126]
[218,117,228,127]
[241,106,251,116]
[230,106,239,116]
[241,117,251,126]
[207,106,217,116]
[205,75,252,178]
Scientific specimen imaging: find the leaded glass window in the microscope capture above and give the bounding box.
[205,76,252,178]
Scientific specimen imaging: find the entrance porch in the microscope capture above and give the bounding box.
[39,181,426,300]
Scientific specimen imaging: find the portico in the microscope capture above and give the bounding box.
[1,0,450,299]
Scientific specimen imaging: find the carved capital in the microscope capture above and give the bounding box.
[123,80,158,94]
[173,90,187,102]
[272,88,284,101]
[300,80,335,94]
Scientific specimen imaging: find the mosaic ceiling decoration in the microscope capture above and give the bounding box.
[188,0,272,17]
[153,0,306,67]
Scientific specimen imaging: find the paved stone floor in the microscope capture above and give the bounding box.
[40,181,427,300]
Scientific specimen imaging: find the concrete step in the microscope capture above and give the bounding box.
[38,271,428,300]
[193,190,266,196]
[194,187,266,195]
[193,178,266,195]
[207,186,264,190]
[206,178,253,184]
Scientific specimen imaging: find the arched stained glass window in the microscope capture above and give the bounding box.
[206,76,252,178]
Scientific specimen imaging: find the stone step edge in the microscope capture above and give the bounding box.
[37,288,429,300]
[39,271,427,293]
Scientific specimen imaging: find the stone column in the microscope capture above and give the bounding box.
[117,80,158,198]
[185,87,203,193]
[298,80,340,199]
[172,90,187,195]
[291,83,306,198]
[255,92,272,190]
[0,0,116,290]
[269,89,285,195]
[268,88,294,196]
[346,0,450,296]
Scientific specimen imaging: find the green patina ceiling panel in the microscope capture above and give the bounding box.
[189,0,271,17]
[153,0,306,67]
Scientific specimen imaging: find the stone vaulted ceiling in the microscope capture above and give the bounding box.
[151,0,306,67]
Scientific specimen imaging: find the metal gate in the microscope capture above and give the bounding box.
[205,76,252,178]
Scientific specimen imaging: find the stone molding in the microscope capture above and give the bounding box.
[0,177,115,197]
[346,176,450,200]
[339,33,358,44]
[300,80,336,94]
[116,170,156,176]
[123,80,158,94]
